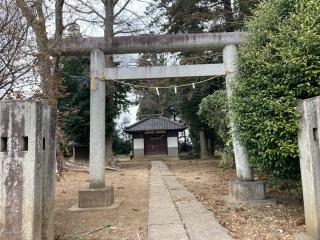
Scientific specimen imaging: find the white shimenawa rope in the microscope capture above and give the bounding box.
[91,75,223,90]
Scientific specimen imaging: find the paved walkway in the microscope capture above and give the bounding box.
[148,161,233,240]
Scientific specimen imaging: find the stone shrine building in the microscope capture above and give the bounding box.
[125,115,186,160]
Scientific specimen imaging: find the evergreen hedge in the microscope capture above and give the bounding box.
[232,0,320,179]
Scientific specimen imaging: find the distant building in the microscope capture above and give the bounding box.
[70,145,89,162]
[125,115,187,160]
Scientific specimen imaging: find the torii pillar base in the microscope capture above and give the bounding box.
[224,180,275,207]
[295,232,316,240]
[78,186,114,208]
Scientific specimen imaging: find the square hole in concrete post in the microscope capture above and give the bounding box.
[1,137,8,152]
[43,138,46,150]
[22,136,28,151]
[313,128,318,142]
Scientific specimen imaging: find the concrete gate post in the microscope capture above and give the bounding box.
[223,45,273,206]
[78,49,114,208]
[296,97,320,240]
[42,106,57,240]
[0,101,56,240]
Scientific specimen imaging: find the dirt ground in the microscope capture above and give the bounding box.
[54,162,150,240]
[55,159,305,240]
[166,160,305,240]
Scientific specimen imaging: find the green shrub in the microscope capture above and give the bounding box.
[198,90,228,142]
[198,90,234,165]
[232,0,320,179]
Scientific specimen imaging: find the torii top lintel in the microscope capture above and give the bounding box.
[56,32,246,56]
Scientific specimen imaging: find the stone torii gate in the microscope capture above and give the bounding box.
[57,32,271,208]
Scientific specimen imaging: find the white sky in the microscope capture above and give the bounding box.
[116,93,138,127]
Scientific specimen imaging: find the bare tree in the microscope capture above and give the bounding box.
[0,1,35,99]
[14,0,70,172]
[15,0,65,105]
[65,0,146,165]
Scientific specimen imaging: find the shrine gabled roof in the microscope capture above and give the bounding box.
[124,115,186,133]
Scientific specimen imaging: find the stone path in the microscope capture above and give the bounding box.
[148,161,233,240]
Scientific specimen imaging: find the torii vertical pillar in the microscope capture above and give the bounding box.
[78,49,114,208]
[296,97,320,240]
[223,45,274,206]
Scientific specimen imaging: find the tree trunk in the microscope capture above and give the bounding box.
[104,0,115,166]
[16,0,63,105]
[105,133,116,166]
[199,130,208,160]
[211,138,215,156]
[184,131,187,145]
[223,0,234,32]
[207,138,212,157]
[105,54,115,166]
